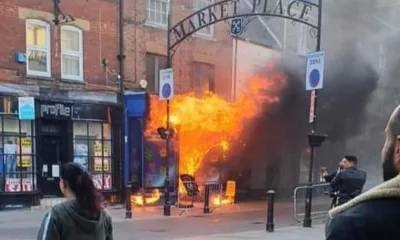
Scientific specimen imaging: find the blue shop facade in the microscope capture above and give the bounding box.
[124,92,178,200]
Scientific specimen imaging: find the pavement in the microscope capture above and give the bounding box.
[0,200,327,240]
[173,225,325,240]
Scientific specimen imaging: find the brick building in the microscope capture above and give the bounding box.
[0,0,122,207]
[123,0,233,99]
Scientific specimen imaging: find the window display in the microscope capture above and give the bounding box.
[73,122,112,190]
[0,117,35,192]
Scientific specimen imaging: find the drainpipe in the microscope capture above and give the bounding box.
[117,0,130,218]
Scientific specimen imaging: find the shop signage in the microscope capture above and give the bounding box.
[40,102,72,120]
[93,142,110,171]
[5,178,33,192]
[18,137,32,167]
[18,97,35,120]
[92,174,112,190]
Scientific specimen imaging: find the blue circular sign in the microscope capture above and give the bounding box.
[309,69,320,88]
[162,83,172,99]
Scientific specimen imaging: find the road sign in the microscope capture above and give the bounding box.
[230,18,244,36]
[159,68,174,100]
[306,51,324,91]
[309,90,316,123]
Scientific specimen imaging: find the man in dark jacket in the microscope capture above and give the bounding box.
[326,105,400,239]
[322,161,345,208]
[328,155,366,207]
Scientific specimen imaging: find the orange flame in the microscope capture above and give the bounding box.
[131,189,161,206]
[212,195,234,206]
[145,64,286,178]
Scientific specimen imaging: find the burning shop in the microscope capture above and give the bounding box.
[124,64,286,206]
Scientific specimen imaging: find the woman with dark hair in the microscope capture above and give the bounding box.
[37,162,113,240]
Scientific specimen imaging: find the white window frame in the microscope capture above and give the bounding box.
[25,19,51,77]
[146,0,170,28]
[61,25,84,81]
[193,0,214,38]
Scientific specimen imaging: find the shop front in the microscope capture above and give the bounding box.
[0,95,122,208]
[36,99,122,202]
[0,95,39,208]
[124,92,179,205]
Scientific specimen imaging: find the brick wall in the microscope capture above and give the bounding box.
[124,0,233,99]
[0,0,119,93]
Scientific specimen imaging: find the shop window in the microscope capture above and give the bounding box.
[26,19,51,77]
[73,122,112,190]
[0,117,36,192]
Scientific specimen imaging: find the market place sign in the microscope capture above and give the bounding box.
[170,0,318,49]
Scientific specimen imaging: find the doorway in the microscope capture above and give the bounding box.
[38,119,69,197]
[40,136,62,196]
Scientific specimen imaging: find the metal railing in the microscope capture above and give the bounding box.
[293,183,331,222]
[176,180,226,216]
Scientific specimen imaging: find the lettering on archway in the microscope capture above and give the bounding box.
[170,0,319,50]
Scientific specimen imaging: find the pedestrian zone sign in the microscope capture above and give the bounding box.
[159,68,174,100]
[306,51,325,91]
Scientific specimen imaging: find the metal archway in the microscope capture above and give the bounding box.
[162,0,323,225]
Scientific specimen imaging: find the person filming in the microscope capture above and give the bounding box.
[37,162,113,240]
[324,155,366,208]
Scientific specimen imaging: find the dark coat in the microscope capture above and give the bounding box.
[324,172,337,183]
[329,167,366,205]
[326,174,400,240]
[37,200,113,240]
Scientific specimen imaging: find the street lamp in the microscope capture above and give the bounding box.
[302,132,327,227]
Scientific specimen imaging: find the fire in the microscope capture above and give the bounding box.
[212,195,234,206]
[145,64,286,178]
[131,189,161,206]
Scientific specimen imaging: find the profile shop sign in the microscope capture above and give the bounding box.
[40,101,72,120]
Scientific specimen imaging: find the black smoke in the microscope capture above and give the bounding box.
[230,46,379,198]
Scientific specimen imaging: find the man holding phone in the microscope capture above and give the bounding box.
[326,105,400,239]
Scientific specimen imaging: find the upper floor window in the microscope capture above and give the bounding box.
[61,26,84,81]
[146,53,167,93]
[193,0,214,37]
[146,0,169,27]
[26,20,51,77]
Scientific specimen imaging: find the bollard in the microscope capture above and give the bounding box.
[266,190,275,232]
[203,184,211,214]
[125,185,132,219]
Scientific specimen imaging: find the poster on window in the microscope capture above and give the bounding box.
[5,178,33,192]
[92,174,111,190]
[93,142,109,172]
[18,138,32,167]
[74,143,88,170]
[143,132,177,188]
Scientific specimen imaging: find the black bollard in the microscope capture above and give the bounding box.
[203,184,211,214]
[266,190,275,232]
[125,185,132,219]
